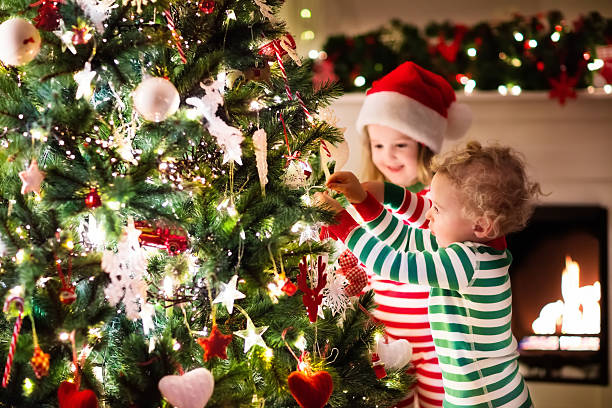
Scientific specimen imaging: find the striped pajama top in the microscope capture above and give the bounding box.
[364,182,436,359]
[328,192,533,408]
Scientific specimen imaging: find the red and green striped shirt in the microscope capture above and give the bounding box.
[328,192,533,408]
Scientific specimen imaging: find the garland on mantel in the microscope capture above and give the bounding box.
[312,10,612,105]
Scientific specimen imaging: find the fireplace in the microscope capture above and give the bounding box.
[507,205,608,384]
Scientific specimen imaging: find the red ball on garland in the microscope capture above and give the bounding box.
[198,0,215,14]
[33,1,62,31]
[85,187,101,209]
[281,279,297,296]
[197,324,233,361]
[288,370,333,408]
[58,381,99,408]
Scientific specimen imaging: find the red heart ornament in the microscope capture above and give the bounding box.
[58,381,99,408]
[288,370,333,408]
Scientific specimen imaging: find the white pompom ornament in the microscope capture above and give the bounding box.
[132,77,180,122]
[376,336,412,371]
[0,18,41,66]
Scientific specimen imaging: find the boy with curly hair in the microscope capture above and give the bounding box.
[317,141,541,407]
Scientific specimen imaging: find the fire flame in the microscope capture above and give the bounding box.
[532,256,600,335]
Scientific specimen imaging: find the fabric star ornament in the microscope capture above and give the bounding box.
[548,70,578,106]
[53,20,77,54]
[234,316,268,353]
[197,324,233,361]
[74,62,97,100]
[212,275,245,314]
[19,159,46,195]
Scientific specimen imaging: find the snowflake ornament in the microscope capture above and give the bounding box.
[321,268,349,317]
[76,0,117,33]
[101,219,150,320]
[186,78,244,165]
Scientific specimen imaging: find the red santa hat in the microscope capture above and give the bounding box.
[356,62,472,153]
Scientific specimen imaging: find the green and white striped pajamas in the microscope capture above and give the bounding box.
[328,192,533,408]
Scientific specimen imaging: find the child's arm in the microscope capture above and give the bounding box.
[361,181,431,228]
[326,207,477,291]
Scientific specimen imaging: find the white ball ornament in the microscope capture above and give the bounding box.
[132,77,180,122]
[0,18,41,66]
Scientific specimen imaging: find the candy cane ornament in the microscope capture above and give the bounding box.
[2,296,24,388]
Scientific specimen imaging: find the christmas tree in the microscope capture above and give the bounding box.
[0,1,412,407]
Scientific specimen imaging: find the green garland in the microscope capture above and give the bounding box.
[317,10,612,94]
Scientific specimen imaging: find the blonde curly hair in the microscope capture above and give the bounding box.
[430,141,543,237]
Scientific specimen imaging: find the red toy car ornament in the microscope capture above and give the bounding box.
[134,220,189,255]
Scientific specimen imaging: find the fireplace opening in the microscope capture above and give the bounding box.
[506,205,608,384]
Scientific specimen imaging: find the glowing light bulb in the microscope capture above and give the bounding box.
[354,76,366,87]
[498,85,508,96]
[550,32,561,42]
[467,48,477,57]
[513,32,524,41]
[300,9,311,18]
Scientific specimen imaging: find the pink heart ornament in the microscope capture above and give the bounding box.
[376,337,412,371]
[158,368,214,408]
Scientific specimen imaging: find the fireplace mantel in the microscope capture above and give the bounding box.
[329,91,612,408]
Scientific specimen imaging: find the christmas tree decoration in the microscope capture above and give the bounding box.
[321,269,349,317]
[0,0,414,405]
[245,65,272,84]
[258,34,296,59]
[19,159,46,196]
[287,369,333,408]
[233,315,268,353]
[31,0,63,31]
[212,275,245,314]
[57,381,98,408]
[132,77,180,122]
[253,0,278,24]
[76,0,117,33]
[371,353,387,379]
[335,250,367,297]
[320,138,349,181]
[197,324,232,361]
[0,18,42,66]
[158,368,214,408]
[84,187,102,209]
[548,69,579,105]
[56,255,77,305]
[375,336,413,372]
[297,256,327,323]
[74,62,97,100]
[53,20,77,54]
[252,128,268,195]
[198,1,215,15]
[30,345,50,379]
[134,220,189,255]
[71,24,93,45]
[2,296,24,388]
[101,220,150,320]
[186,80,244,165]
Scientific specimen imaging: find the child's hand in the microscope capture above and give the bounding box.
[313,192,344,214]
[326,172,367,203]
[361,181,384,202]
